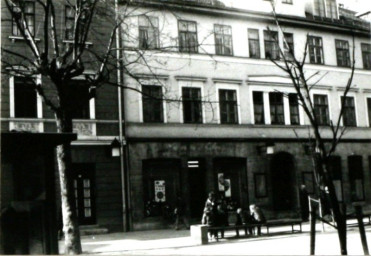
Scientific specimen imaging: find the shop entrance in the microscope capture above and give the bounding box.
[143,159,181,217]
[187,159,206,218]
[213,158,248,209]
[73,163,96,225]
[270,152,295,211]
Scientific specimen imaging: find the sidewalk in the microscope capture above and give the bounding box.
[59,222,371,255]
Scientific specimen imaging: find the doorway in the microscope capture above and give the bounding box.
[73,163,96,225]
[270,152,295,211]
[187,159,206,218]
[213,158,248,209]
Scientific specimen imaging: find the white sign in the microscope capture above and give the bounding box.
[225,179,231,198]
[154,180,166,202]
[218,173,225,191]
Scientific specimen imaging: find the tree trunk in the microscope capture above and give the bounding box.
[56,113,82,254]
[317,159,347,255]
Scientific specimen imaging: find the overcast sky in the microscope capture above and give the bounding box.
[223,0,371,14]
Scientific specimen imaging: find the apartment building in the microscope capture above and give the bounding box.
[120,0,371,230]
[1,0,124,232]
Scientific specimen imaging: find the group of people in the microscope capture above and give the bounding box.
[202,192,266,239]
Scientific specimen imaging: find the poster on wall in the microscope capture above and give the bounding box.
[154,180,166,202]
[218,173,225,191]
[224,179,231,197]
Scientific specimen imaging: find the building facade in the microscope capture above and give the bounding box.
[1,0,125,232]
[120,0,371,230]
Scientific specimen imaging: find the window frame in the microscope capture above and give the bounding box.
[178,20,198,53]
[335,39,351,67]
[367,97,371,127]
[341,96,357,127]
[248,29,260,59]
[182,87,203,124]
[326,0,337,19]
[138,15,160,50]
[361,43,371,70]
[253,91,265,125]
[283,32,295,61]
[214,24,233,56]
[269,92,285,125]
[288,93,300,125]
[141,85,164,123]
[218,89,239,124]
[313,0,326,17]
[264,30,279,60]
[69,79,95,120]
[348,155,365,202]
[313,94,330,126]
[12,0,35,36]
[308,36,324,64]
[9,75,42,119]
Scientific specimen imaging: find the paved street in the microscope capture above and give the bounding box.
[59,221,371,255]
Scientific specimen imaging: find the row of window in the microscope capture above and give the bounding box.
[10,2,371,69]
[142,85,368,127]
[138,16,371,69]
[10,77,371,128]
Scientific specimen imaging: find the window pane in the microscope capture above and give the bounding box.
[142,85,163,123]
[219,89,238,124]
[182,87,202,123]
[269,92,284,125]
[314,94,329,125]
[14,77,37,118]
[341,96,356,126]
[248,29,260,58]
[253,91,265,124]
[289,93,299,125]
[367,98,371,127]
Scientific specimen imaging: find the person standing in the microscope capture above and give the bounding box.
[202,192,217,240]
[299,185,310,221]
[174,195,189,230]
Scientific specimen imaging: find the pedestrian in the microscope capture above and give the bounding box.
[299,184,309,221]
[202,191,217,240]
[250,204,266,236]
[174,195,189,230]
[215,204,228,238]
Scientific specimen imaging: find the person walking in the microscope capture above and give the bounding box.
[299,184,310,221]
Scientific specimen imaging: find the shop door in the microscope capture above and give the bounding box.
[213,158,248,209]
[270,152,295,211]
[188,159,206,218]
[73,164,96,225]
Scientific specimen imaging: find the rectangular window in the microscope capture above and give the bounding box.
[178,20,198,53]
[65,5,75,40]
[14,77,37,118]
[248,29,260,58]
[314,0,325,17]
[182,87,202,124]
[253,91,265,124]
[341,96,356,126]
[70,81,91,119]
[348,155,365,202]
[284,33,294,60]
[326,0,337,19]
[12,1,35,36]
[138,16,159,49]
[313,94,329,125]
[289,93,300,125]
[269,92,284,125]
[367,98,371,127]
[214,24,233,56]
[361,43,371,70]
[335,40,350,67]
[142,85,163,123]
[327,156,343,201]
[308,36,324,64]
[264,30,279,60]
[282,0,293,4]
[219,89,238,124]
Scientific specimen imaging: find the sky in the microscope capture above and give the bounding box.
[222,0,371,14]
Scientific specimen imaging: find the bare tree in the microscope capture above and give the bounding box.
[2,0,221,253]
[267,3,357,255]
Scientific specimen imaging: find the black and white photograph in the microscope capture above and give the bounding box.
[1,0,371,255]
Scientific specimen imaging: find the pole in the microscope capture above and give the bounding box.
[115,0,128,232]
[355,205,369,255]
[310,205,317,255]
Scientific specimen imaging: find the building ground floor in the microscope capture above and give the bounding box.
[56,140,371,232]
